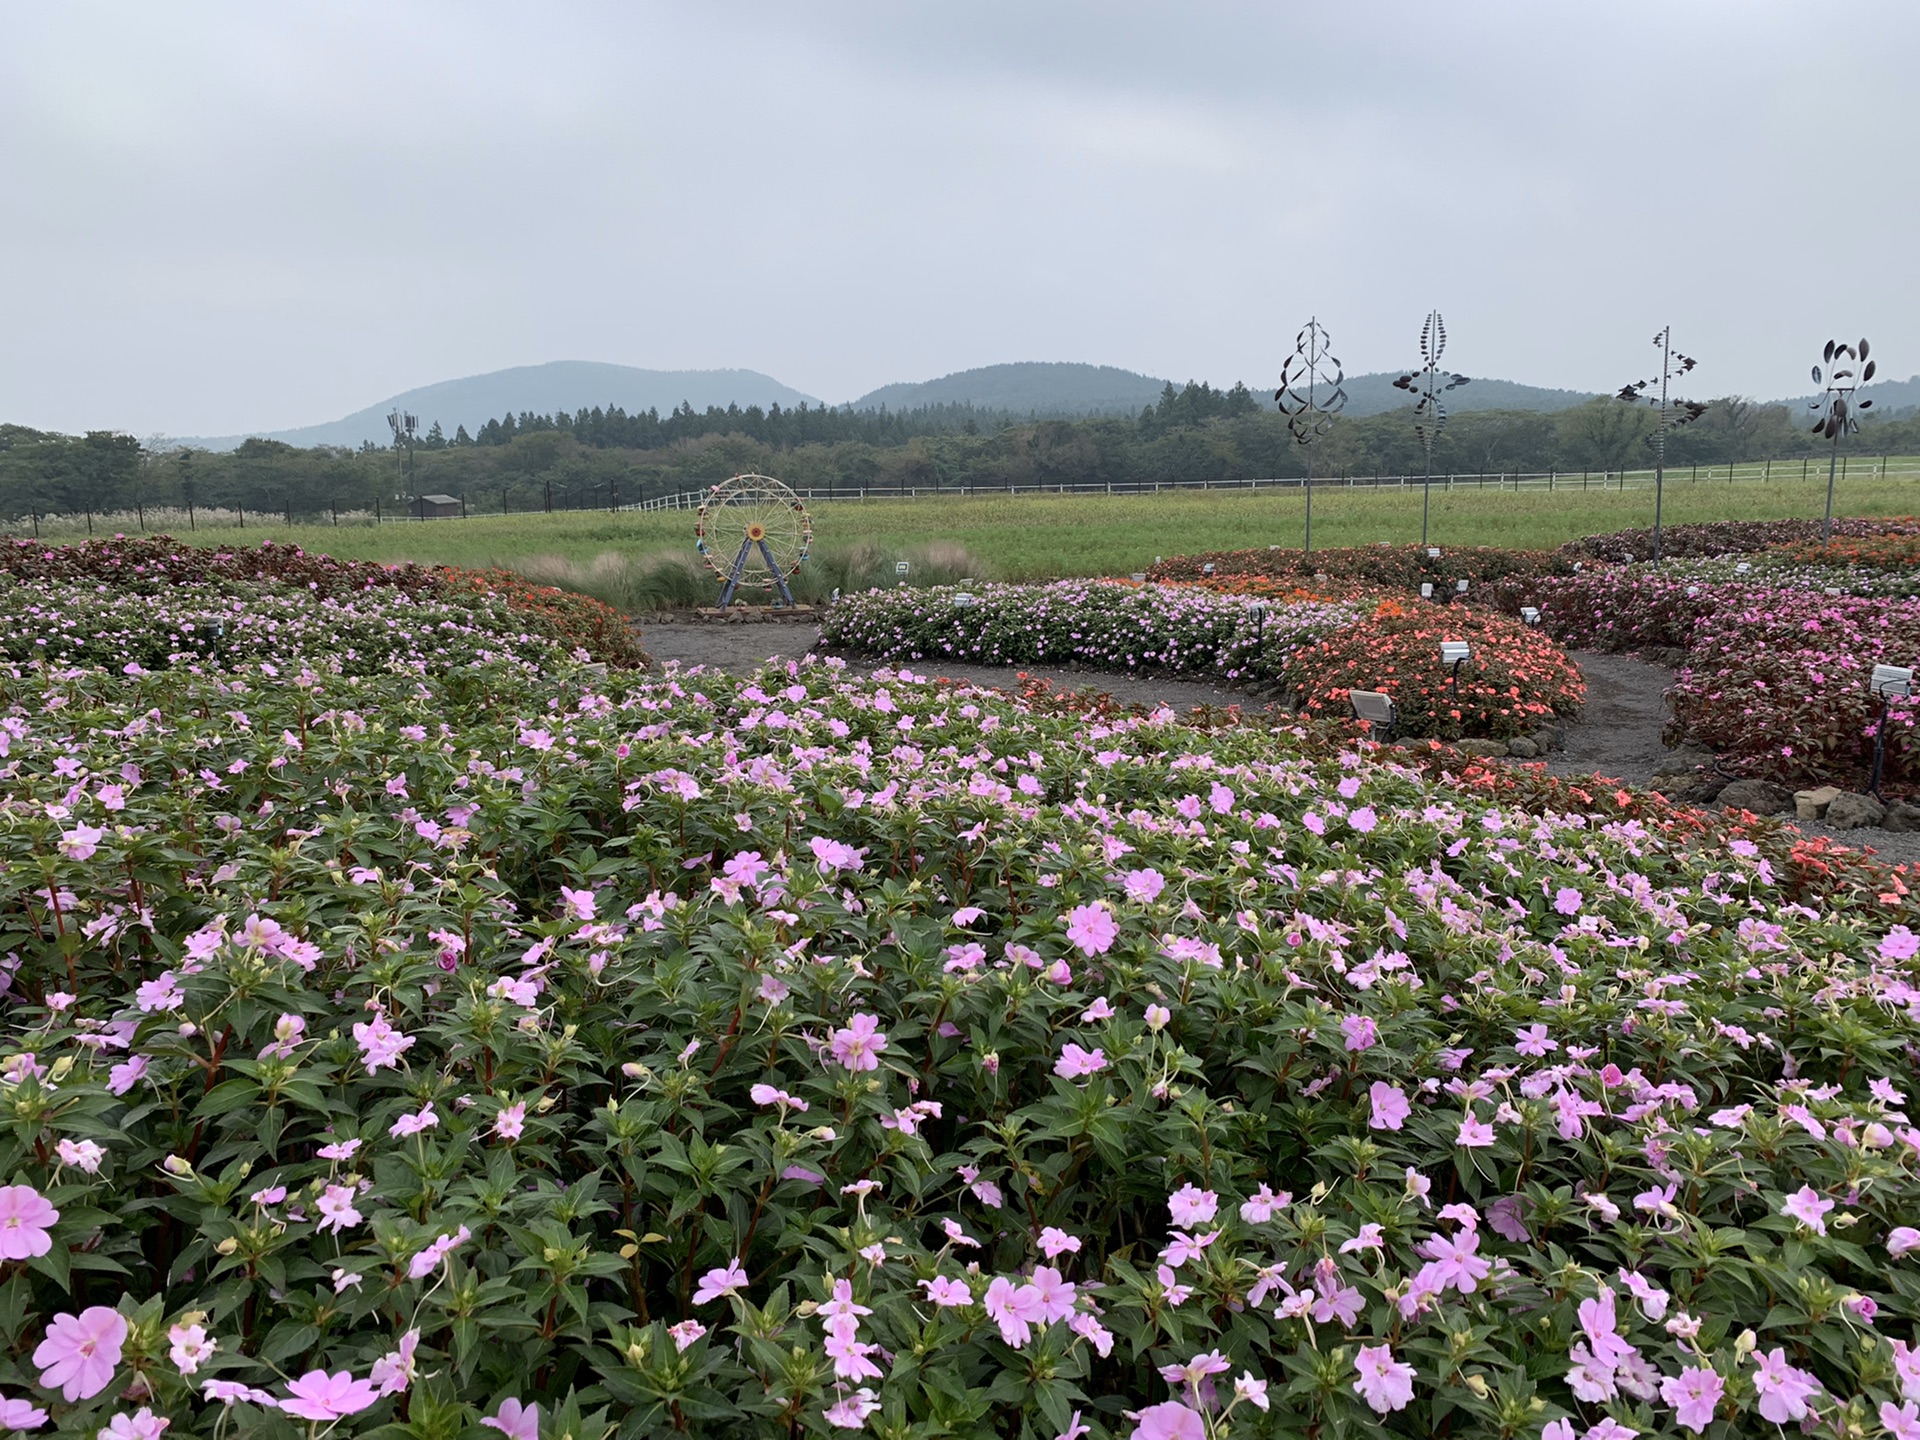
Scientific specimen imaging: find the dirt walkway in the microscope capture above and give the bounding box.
[1544,651,1674,788]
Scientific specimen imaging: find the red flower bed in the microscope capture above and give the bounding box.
[1774,533,1920,570]
[1559,516,1920,564]
[1147,543,1569,591]
[1285,605,1585,740]
[0,537,650,668]
[1480,569,1715,654]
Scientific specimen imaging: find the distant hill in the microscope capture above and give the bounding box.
[1332,372,1598,419]
[1772,373,1920,422]
[853,362,1599,419]
[851,363,1172,415]
[172,362,821,452]
[157,357,1633,453]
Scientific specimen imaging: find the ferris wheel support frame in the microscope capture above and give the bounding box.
[718,534,797,608]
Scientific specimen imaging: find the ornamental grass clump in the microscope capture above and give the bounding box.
[2,610,1919,1437]
[1285,604,1585,740]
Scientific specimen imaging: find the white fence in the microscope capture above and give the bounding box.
[9,456,1910,535]
[626,456,1920,512]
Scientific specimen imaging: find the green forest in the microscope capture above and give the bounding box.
[4,382,1918,523]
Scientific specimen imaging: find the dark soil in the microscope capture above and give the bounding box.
[635,622,1920,866]
[1543,652,1673,788]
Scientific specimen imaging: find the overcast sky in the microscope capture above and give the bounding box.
[3,0,1914,437]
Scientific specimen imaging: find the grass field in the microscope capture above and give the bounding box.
[141,475,1918,585]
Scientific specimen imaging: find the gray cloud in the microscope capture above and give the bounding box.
[2,0,1913,437]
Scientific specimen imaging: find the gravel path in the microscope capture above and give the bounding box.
[1543,652,1673,788]
[637,621,1920,865]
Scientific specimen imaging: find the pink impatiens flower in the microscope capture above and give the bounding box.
[1750,1347,1822,1424]
[0,1397,46,1430]
[823,1388,880,1429]
[1054,1043,1108,1080]
[480,1398,540,1440]
[1351,1343,1416,1414]
[279,1369,379,1421]
[1039,1227,1082,1259]
[1368,1082,1411,1131]
[1660,1364,1725,1434]
[0,1185,57,1260]
[1129,1401,1205,1440]
[388,1102,438,1138]
[96,1406,166,1439]
[982,1276,1045,1348]
[1063,903,1119,956]
[1167,1184,1219,1228]
[1456,1114,1496,1147]
[1882,1401,1920,1440]
[1780,1186,1833,1235]
[921,1276,972,1307]
[693,1258,749,1305]
[315,1184,363,1235]
[1880,925,1920,961]
[33,1306,127,1401]
[351,1015,414,1072]
[828,1014,887,1072]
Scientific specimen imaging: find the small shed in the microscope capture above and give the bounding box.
[409,494,463,520]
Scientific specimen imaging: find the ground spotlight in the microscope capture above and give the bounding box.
[1350,688,1398,740]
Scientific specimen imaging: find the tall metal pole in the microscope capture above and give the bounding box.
[1654,326,1669,567]
[1824,436,1841,543]
[1305,321,1317,554]
[1618,329,1705,567]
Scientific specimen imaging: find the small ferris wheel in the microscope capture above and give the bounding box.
[694,473,812,607]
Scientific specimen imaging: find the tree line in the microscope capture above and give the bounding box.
[3,384,1918,524]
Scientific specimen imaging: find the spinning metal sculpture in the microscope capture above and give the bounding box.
[1275,318,1347,554]
[1810,338,1876,543]
[1617,328,1708,566]
[1393,311,1471,548]
[694,473,812,607]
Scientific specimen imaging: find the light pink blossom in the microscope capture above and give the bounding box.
[279,1369,379,1421]
[480,1398,540,1440]
[0,1186,57,1260]
[32,1306,125,1402]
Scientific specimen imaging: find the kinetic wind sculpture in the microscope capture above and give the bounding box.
[1392,311,1471,548]
[694,473,812,608]
[1616,328,1708,566]
[1809,338,1876,543]
[387,408,420,494]
[1275,318,1347,554]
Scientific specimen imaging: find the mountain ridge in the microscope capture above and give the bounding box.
[154,359,1911,453]
[170,361,821,451]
